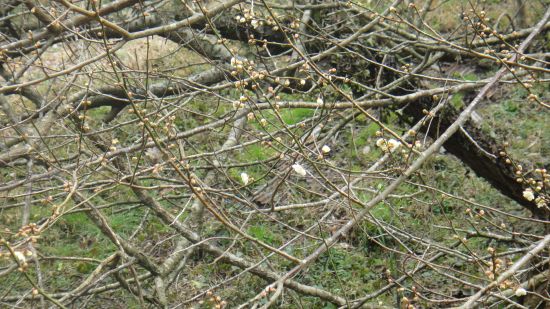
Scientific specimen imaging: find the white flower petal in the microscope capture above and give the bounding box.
[240,172,249,185]
[387,139,401,152]
[535,197,546,208]
[13,251,26,263]
[292,164,307,176]
[321,145,331,154]
[376,138,388,152]
[522,189,535,201]
[515,287,527,297]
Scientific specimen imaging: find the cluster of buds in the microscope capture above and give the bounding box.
[274,77,291,87]
[248,34,256,45]
[199,290,227,309]
[0,248,33,271]
[235,8,261,29]
[400,295,416,309]
[189,176,202,194]
[109,138,119,152]
[376,138,401,153]
[230,57,254,73]
[289,19,300,29]
[249,69,267,81]
[0,48,7,61]
[230,56,260,89]
[475,24,495,38]
[422,108,436,118]
[16,223,40,238]
[100,157,110,167]
[63,181,72,192]
[518,167,548,208]
[484,264,502,280]
[263,15,279,28]
[259,118,268,127]
[233,80,249,89]
[527,93,538,102]
[161,115,178,138]
[410,286,420,302]
[259,286,277,298]
[130,107,149,118]
[260,139,273,148]
[496,278,514,290]
[463,9,491,26]
[498,148,514,165]
[465,208,486,219]
[484,247,511,280]
[462,9,505,41]
[41,195,54,205]
[535,195,547,209]
[401,63,413,73]
[298,62,311,74]
[152,163,163,175]
[233,94,249,110]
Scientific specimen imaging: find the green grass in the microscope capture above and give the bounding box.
[280,108,315,125]
[450,92,465,109]
[247,225,281,245]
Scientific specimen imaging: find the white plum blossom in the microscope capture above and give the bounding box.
[251,19,259,29]
[13,251,26,263]
[387,139,401,152]
[292,164,307,176]
[316,97,324,105]
[376,138,401,153]
[240,172,249,185]
[522,188,535,201]
[515,287,527,297]
[321,145,331,154]
[535,196,547,208]
[232,101,244,110]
